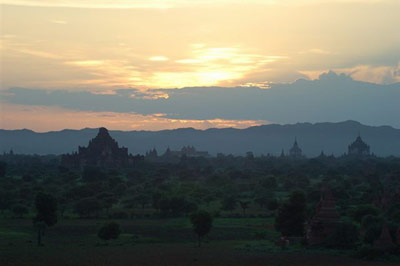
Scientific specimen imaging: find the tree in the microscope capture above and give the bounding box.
[238,200,251,217]
[260,176,277,190]
[267,198,279,211]
[82,166,106,182]
[0,161,6,178]
[169,196,186,216]
[98,222,121,243]
[221,196,237,214]
[74,197,101,218]
[96,192,118,216]
[361,215,383,244]
[190,210,213,247]
[253,188,274,208]
[325,222,359,249]
[274,190,306,237]
[34,192,57,246]
[351,204,380,223]
[0,191,13,214]
[12,204,29,218]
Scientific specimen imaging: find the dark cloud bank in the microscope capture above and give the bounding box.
[3,71,400,127]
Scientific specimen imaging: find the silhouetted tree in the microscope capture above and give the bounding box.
[34,192,57,246]
[98,222,121,243]
[238,200,251,216]
[275,190,306,237]
[190,210,213,247]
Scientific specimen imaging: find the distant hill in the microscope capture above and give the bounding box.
[1,121,399,157]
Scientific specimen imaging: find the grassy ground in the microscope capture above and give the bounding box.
[0,218,397,266]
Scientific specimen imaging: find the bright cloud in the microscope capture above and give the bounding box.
[2,0,396,9]
[299,63,400,84]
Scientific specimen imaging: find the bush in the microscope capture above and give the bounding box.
[74,197,101,218]
[253,231,268,240]
[356,245,385,260]
[324,222,359,249]
[361,215,383,244]
[351,204,380,223]
[356,245,400,260]
[98,222,121,242]
[110,211,129,219]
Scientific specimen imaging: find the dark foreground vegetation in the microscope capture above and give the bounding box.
[1,152,400,265]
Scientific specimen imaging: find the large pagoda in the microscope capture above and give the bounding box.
[306,186,341,245]
[62,127,140,168]
[347,134,370,156]
[288,138,303,158]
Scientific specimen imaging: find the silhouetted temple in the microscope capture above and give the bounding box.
[348,134,370,156]
[288,138,303,158]
[306,186,341,245]
[145,148,158,159]
[164,146,209,158]
[62,127,141,168]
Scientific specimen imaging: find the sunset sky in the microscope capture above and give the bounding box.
[1,0,399,131]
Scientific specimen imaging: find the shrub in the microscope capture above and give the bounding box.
[110,211,129,219]
[98,222,121,242]
[351,204,380,223]
[12,204,29,218]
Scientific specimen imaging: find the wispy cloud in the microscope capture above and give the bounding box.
[0,103,267,132]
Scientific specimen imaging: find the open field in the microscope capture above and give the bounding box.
[1,218,397,266]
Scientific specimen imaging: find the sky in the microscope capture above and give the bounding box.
[0,0,399,131]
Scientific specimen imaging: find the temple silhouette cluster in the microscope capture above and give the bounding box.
[280,134,372,159]
[60,127,375,168]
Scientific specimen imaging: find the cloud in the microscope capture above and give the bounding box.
[300,63,400,84]
[2,71,400,128]
[299,48,333,55]
[50,20,67,24]
[0,103,267,132]
[149,56,169,61]
[2,2,399,90]
[2,0,395,9]
[338,64,400,84]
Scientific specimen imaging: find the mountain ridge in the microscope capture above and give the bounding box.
[1,120,399,157]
